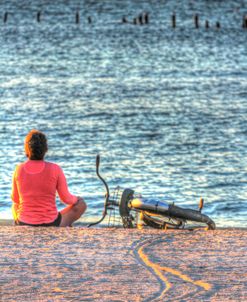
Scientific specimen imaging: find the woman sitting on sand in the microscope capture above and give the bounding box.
[11,129,86,227]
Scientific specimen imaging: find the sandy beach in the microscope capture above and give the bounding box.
[0,226,246,301]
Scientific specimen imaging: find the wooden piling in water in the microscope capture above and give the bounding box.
[205,20,209,29]
[172,13,176,28]
[88,16,92,24]
[138,14,143,25]
[194,14,199,28]
[144,12,149,24]
[216,21,220,29]
[242,15,247,28]
[76,12,80,24]
[37,11,41,23]
[122,16,128,23]
[3,12,8,23]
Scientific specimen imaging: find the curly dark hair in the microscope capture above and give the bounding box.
[24,130,48,160]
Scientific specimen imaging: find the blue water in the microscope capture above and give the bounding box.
[0,0,247,227]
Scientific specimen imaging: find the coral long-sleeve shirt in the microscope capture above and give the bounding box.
[11,160,78,224]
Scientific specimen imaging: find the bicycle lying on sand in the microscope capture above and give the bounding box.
[88,155,216,230]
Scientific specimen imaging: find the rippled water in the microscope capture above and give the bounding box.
[0,0,247,227]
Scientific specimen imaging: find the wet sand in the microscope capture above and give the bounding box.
[0,227,246,301]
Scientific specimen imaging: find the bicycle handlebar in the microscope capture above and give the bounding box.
[96,154,100,170]
[88,155,110,227]
[96,155,110,200]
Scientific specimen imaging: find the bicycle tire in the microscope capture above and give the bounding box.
[142,212,184,229]
[119,188,135,228]
[168,204,216,230]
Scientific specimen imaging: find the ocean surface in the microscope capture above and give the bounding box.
[0,0,247,227]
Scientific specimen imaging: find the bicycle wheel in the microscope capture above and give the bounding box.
[119,188,135,228]
[142,212,185,229]
[168,204,216,230]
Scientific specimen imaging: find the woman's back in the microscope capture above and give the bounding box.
[12,160,59,224]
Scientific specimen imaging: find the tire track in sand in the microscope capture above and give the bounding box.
[132,235,212,301]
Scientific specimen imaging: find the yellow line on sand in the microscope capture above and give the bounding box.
[159,266,211,291]
[138,245,172,299]
[138,242,211,299]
